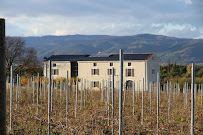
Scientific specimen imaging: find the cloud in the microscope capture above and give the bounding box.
[185,0,192,5]
[0,0,202,38]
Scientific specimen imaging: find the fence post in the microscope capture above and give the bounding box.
[75,76,78,118]
[141,78,144,125]
[0,18,6,135]
[119,49,123,135]
[48,60,52,135]
[66,71,69,133]
[16,74,19,109]
[191,63,195,135]
[157,73,160,135]
[80,78,83,110]
[36,73,39,116]
[133,80,135,115]
[112,67,115,135]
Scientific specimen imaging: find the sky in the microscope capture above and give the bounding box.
[0,0,203,39]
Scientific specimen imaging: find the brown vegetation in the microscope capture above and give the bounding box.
[6,84,203,134]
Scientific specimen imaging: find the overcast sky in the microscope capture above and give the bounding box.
[1,0,203,38]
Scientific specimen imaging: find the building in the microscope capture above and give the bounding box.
[43,53,160,90]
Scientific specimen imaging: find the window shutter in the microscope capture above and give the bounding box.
[107,69,109,75]
[91,69,93,75]
[57,69,59,75]
[97,69,99,75]
[51,69,54,75]
[125,69,128,77]
[96,81,99,87]
[132,69,134,77]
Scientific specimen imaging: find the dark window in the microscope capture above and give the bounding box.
[92,81,99,87]
[107,69,116,75]
[152,69,155,75]
[128,69,131,76]
[125,69,134,77]
[91,69,99,75]
[128,62,131,66]
[51,69,59,75]
[110,63,113,66]
[53,63,56,67]
[93,63,97,66]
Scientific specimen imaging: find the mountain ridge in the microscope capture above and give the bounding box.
[22,34,203,64]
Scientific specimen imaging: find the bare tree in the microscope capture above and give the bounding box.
[19,47,41,75]
[5,37,25,74]
[5,37,41,76]
[21,47,38,67]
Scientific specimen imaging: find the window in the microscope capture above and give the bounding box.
[125,69,134,77]
[107,69,116,75]
[53,63,56,67]
[91,69,99,75]
[93,63,97,66]
[51,69,59,75]
[128,62,131,66]
[128,69,131,76]
[152,69,155,75]
[110,63,113,66]
[91,81,99,87]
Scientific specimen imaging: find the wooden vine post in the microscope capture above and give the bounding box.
[0,18,6,135]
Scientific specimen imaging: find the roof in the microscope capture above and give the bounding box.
[46,53,154,61]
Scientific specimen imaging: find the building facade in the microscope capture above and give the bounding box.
[43,53,160,90]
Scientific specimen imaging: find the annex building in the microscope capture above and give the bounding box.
[43,53,160,90]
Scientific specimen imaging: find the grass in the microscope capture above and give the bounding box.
[6,84,203,134]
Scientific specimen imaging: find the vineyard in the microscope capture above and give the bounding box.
[6,76,203,134]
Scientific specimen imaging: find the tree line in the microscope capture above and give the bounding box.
[160,61,203,88]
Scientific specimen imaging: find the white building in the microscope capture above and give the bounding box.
[43,53,160,90]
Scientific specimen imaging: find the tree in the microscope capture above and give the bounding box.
[5,37,41,76]
[18,47,42,76]
[22,47,38,67]
[5,37,25,74]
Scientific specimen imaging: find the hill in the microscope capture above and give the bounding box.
[23,34,203,63]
